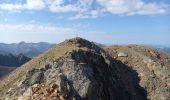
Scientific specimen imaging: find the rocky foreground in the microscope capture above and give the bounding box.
[0,38,169,100]
[105,45,170,100]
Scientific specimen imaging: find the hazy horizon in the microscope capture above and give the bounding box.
[0,39,170,47]
[0,0,170,46]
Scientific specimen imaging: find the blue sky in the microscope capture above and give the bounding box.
[0,0,170,46]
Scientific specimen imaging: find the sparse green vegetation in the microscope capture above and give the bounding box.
[42,42,75,60]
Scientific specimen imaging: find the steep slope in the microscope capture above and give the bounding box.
[0,38,146,100]
[0,42,54,57]
[105,45,170,100]
[0,53,31,67]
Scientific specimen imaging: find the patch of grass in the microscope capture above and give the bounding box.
[42,42,75,61]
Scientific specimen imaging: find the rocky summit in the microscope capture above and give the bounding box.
[0,38,169,100]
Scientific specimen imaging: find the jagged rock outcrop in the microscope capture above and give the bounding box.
[1,38,169,100]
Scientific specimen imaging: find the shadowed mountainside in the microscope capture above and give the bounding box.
[0,66,16,79]
[105,45,170,100]
[0,53,31,67]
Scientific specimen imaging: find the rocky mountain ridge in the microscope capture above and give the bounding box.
[0,38,169,100]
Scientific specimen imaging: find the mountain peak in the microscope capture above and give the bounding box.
[1,38,129,100]
[19,41,26,44]
[65,37,101,52]
[65,37,91,46]
[0,38,169,100]
[41,37,102,61]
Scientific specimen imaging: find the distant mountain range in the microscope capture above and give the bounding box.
[161,47,170,53]
[145,45,170,53]
[0,42,54,58]
[0,42,54,69]
[156,47,170,53]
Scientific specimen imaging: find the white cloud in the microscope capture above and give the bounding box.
[47,0,169,17]
[0,0,45,11]
[49,4,80,13]
[0,0,169,17]
[96,0,168,15]
[48,0,93,13]
[26,0,46,10]
[0,24,78,34]
[0,3,23,11]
